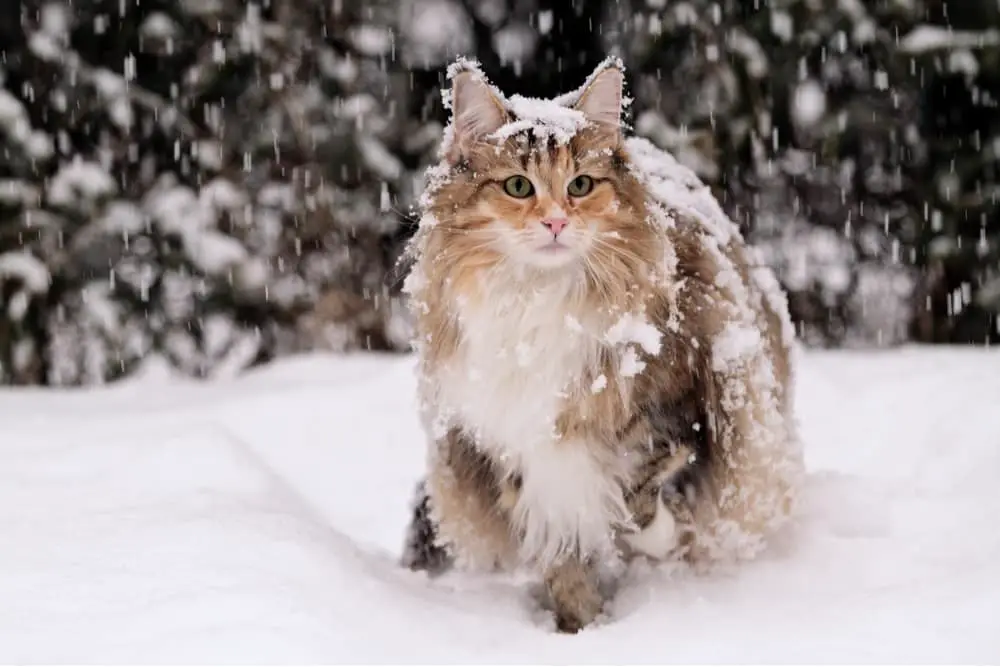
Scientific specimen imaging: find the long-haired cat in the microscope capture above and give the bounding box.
[401,57,804,633]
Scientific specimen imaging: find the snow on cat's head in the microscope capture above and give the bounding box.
[421,57,655,277]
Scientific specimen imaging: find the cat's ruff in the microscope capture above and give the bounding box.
[437,269,635,567]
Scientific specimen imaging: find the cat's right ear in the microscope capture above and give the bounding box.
[448,72,507,164]
[573,65,624,135]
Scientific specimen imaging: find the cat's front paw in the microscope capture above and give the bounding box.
[544,558,604,634]
[552,592,604,634]
[554,609,590,634]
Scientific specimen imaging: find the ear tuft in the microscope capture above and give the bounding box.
[574,66,624,131]
[448,71,508,163]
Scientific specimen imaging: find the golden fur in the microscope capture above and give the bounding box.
[402,59,803,633]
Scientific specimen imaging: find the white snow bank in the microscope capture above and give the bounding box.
[0,349,998,662]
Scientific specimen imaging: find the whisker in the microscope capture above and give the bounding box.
[591,236,650,266]
[582,253,615,306]
[437,226,496,237]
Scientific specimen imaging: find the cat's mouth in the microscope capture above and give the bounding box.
[498,229,585,269]
[523,239,583,269]
[538,241,570,253]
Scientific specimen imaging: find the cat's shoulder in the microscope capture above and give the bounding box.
[625,136,794,346]
[623,136,742,248]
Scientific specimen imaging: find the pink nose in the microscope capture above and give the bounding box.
[541,218,569,236]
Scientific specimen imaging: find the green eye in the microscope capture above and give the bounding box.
[567,175,594,197]
[503,175,535,198]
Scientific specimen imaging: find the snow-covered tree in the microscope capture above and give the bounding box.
[611,0,928,346]
[0,73,54,384]
[902,1,1000,344]
[607,0,1000,346]
[3,0,997,388]
[395,0,613,156]
[1,0,434,385]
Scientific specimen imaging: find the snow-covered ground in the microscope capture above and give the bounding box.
[0,349,998,662]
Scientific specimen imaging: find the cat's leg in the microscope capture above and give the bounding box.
[620,441,698,562]
[493,470,606,632]
[401,479,454,574]
[424,430,518,571]
[544,555,604,633]
[660,480,705,563]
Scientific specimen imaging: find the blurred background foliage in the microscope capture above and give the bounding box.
[1,0,997,385]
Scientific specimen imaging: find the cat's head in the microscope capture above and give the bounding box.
[421,60,656,280]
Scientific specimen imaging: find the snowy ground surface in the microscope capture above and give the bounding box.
[1,349,998,663]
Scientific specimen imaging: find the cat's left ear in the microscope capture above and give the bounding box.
[574,66,624,135]
[447,70,508,164]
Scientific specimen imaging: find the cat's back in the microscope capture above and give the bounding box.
[626,136,796,400]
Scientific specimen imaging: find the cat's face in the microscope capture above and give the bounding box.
[425,65,652,275]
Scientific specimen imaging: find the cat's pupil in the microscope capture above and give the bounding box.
[569,175,593,196]
[504,175,533,198]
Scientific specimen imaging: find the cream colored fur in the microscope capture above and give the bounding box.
[403,58,804,633]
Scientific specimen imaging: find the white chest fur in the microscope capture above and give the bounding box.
[621,494,678,559]
[435,276,632,566]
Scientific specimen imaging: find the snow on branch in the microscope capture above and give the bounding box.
[899,26,1000,54]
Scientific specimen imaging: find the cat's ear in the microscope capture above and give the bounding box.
[574,66,624,133]
[448,71,508,163]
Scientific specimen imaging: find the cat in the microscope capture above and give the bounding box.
[400,56,804,633]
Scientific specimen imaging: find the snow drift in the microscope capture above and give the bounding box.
[0,350,997,662]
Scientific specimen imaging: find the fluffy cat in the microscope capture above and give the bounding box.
[400,57,804,633]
